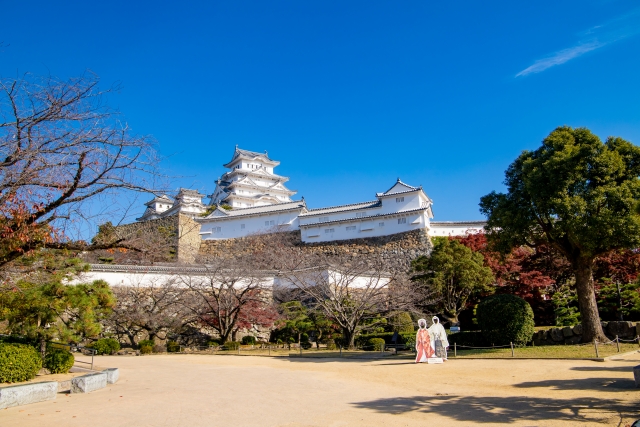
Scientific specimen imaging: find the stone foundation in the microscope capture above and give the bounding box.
[533,321,640,345]
[198,228,432,273]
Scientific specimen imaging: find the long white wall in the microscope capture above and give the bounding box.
[429,222,486,237]
[301,211,429,243]
[199,210,301,240]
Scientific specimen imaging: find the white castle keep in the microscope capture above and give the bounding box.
[137,147,485,242]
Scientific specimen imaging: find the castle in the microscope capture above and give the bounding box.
[136,147,485,242]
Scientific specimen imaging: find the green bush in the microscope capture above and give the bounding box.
[0,343,42,383]
[138,339,154,349]
[167,341,180,353]
[324,339,337,350]
[477,294,535,346]
[367,338,386,351]
[241,335,256,345]
[44,348,74,374]
[355,332,415,347]
[140,345,153,354]
[224,341,240,350]
[90,338,121,355]
[390,312,415,333]
[207,340,220,347]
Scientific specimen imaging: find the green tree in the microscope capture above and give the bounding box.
[597,279,640,321]
[480,126,640,342]
[412,237,494,323]
[278,301,314,346]
[0,255,116,356]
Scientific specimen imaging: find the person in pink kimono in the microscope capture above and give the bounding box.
[415,318,434,363]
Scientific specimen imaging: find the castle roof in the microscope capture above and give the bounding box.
[144,194,173,206]
[198,200,307,221]
[223,146,279,168]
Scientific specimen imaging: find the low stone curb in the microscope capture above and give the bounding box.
[71,372,107,393]
[0,381,58,409]
[0,367,119,409]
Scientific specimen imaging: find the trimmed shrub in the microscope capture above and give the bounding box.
[167,341,180,353]
[355,332,415,347]
[90,338,121,355]
[140,345,153,354]
[0,343,42,383]
[241,335,256,345]
[207,340,220,347]
[477,294,535,346]
[367,338,386,351]
[44,348,75,374]
[224,341,240,350]
[324,339,337,350]
[138,339,154,349]
[391,312,415,333]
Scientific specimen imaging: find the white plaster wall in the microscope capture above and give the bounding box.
[72,270,275,288]
[199,210,302,240]
[429,223,485,237]
[301,211,428,243]
[379,192,424,213]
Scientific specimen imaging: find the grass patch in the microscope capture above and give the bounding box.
[451,343,639,359]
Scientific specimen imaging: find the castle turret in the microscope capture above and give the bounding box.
[209,147,296,208]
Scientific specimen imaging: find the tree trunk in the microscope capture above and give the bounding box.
[615,282,624,321]
[574,257,607,343]
[342,328,356,350]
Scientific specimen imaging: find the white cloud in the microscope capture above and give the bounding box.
[516,8,640,77]
[515,42,604,77]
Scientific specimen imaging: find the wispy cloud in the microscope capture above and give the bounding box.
[516,8,640,77]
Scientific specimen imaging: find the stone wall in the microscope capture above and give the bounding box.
[532,321,640,345]
[198,228,432,273]
[108,214,202,264]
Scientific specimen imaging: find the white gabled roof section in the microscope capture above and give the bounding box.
[377,178,419,196]
[198,200,307,221]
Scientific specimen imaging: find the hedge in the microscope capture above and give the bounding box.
[241,336,256,345]
[44,348,75,374]
[90,338,121,355]
[0,343,42,383]
[355,332,414,348]
[367,338,386,351]
[477,294,535,346]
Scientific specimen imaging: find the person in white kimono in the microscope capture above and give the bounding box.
[428,316,449,360]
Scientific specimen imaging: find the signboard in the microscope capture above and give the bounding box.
[449,326,461,334]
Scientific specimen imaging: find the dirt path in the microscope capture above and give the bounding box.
[2,352,640,426]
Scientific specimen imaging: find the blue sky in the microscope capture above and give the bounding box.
[2,1,640,222]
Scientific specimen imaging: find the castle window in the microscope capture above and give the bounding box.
[379,222,384,227]
[356,212,365,218]
[265,220,275,226]
[241,224,245,229]
[396,197,404,203]
[213,227,221,233]
[325,228,335,234]
[398,218,407,224]
[346,226,356,231]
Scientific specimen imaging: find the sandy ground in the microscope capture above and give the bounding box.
[2,352,640,426]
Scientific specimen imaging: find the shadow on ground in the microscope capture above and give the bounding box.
[350,395,640,424]
[514,377,636,392]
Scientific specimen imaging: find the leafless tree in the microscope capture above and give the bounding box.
[278,251,420,349]
[105,278,189,347]
[0,72,161,269]
[178,258,278,343]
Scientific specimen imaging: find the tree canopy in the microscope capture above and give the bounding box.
[412,237,494,323]
[480,126,640,341]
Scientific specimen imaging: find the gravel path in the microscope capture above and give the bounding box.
[3,352,640,426]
